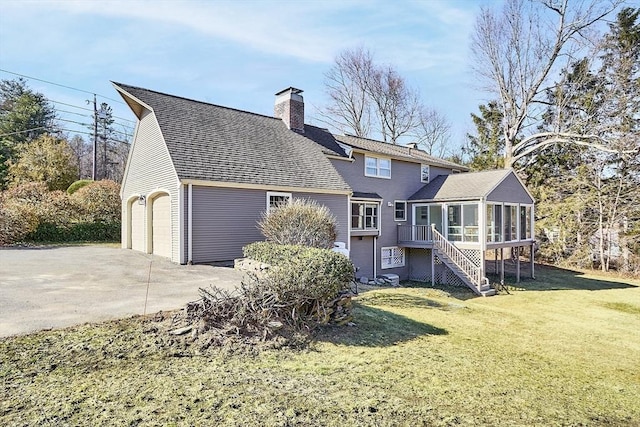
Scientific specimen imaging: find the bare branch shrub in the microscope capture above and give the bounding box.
[258,199,338,249]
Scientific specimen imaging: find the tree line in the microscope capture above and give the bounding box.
[0,78,130,191]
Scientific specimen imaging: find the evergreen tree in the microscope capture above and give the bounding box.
[464,101,504,171]
[0,78,57,188]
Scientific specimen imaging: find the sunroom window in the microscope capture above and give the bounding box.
[448,203,479,242]
[504,205,518,241]
[520,205,532,240]
[486,204,502,242]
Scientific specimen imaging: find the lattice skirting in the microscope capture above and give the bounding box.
[408,249,473,288]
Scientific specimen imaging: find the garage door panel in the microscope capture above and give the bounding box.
[152,195,171,258]
[130,202,146,252]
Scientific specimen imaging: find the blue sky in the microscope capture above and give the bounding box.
[0,0,494,149]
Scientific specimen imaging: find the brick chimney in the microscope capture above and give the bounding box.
[274,87,304,133]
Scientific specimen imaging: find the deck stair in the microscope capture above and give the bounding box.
[431,226,495,297]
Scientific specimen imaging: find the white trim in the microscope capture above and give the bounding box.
[266,191,292,213]
[381,246,405,269]
[350,201,380,232]
[364,155,392,179]
[178,184,185,264]
[420,164,430,183]
[346,196,351,252]
[326,155,354,162]
[393,200,407,222]
[373,236,377,279]
[180,178,351,196]
[188,184,193,263]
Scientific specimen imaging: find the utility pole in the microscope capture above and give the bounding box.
[92,94,98,180]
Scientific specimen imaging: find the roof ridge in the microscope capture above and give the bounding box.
[112,81,282,122]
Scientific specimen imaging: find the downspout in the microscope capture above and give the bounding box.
[373,235,377,279]
[188,184,193,263]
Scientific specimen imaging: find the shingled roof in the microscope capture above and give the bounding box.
[409,169,513,201]
[113,83,351,193]
[335,134,468,170]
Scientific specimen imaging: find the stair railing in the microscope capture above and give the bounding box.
[431,224,483,291]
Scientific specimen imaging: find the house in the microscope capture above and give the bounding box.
[114,83,535,296]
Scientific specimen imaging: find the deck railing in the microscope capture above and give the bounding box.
[431,225,483,290]
[397,225,432,243]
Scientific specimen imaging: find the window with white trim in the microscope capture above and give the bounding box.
[351,202,379,230]
[394,201,406,221]
[421,164,430,183]
[365,156,391,178]
[381,246,405,269]
[266,192,291,213]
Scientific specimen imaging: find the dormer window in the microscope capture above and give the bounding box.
[421,164,430,183]
[365,156,391,178]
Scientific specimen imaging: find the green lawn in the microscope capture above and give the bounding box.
[2,265,639,426]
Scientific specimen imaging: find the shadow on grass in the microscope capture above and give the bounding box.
[315,302,447,347]
[492,263,638,292]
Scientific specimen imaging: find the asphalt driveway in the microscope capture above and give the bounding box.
[0,245,243,338]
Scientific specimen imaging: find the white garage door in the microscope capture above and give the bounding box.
[152,194,171,258]
[130,201,146,252]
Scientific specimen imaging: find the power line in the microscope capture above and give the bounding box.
[0,127,46,138]
[0,68,126,105]
[49,98,136,124]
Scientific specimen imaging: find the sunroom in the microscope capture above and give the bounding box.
[397,169,536,293]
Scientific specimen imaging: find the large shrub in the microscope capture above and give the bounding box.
[67,179,93,195]
[243,241,354,302]
[71,180,120,223]
[258,199,338,249]
[0,192,39,245]
[0,180,121,245]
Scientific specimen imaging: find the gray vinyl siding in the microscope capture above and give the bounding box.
[331,153,431,277]
[190,187,349,263]
[487,173,534,204]
[121,110,180,262]
[191,187,264,263]
[350,236,374,279]
[293,193,349,245]
[429,166,453,179]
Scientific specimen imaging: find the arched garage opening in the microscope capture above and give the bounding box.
[150,193,171,258]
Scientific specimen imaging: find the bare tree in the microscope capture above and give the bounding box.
[366,65,422,144]
[471,0,623,168]
[412,107,452,157]
[318,47,374,138]
[319,47,426,145]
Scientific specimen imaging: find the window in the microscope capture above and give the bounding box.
[447,205,462,241]
[486,204,502,243]
[351,202,379,230]
[504,205,518,241]
[520,205,532,240]
[365,156,391,178]
[381,246,405,269]
[448,203,479,242]
[394,201,406,221]
[421,164,430,183]
[463,204,479,242]
[266,192,291,213]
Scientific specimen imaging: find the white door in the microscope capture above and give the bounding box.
[130,201,146,252]
[152,194,171,258]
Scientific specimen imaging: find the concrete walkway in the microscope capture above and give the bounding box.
[0,245,242,338]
